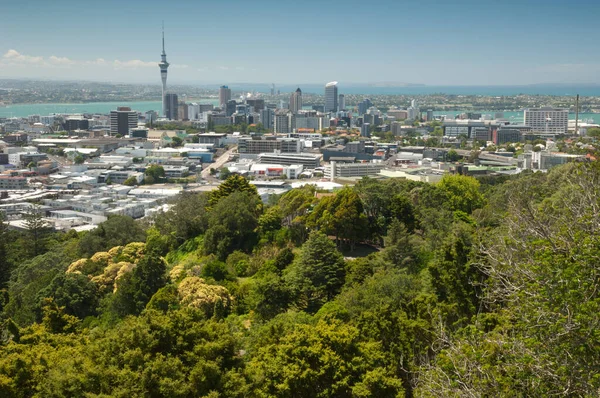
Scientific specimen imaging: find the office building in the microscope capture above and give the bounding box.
[178,102,188,121]
[338,94,345,112]
[226,100,237,117]
[289,88,302,114]
[246,98,265,112]
[158,25,170,118]
[386,109,407,120]
[258,152,321,168]
[209,114,232,126]
[110,107,137,136]
[238,137,301,154]
[325,161,386,179]
[358,98,373,115]
[274,110,292,134]
[188,103,200,120]
[443,120,491,138]
[64,117,89,131]
[165,93,178,120]
[198,104,214,113]
[145,110,158,124]
[426,110,434,121]
[493,127,523,145]
[361,123,370,137]
[219,86,232,109]
[325,81,338,113]
[260,108,274,130]
[523,107,569,134]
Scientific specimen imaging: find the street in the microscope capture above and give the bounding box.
[200,145,237,181]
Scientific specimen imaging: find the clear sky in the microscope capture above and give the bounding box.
[1,0,599,86]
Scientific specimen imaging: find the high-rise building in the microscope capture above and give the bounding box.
[338,94,345,112]
[226,100,237,117]
[246,99,265,112]
[145,110,158,124]
[427,110,434,121]
[358,98,372,115]
[523,107,569,134]
[219,86,232,109]
[361,123,371,138]
[158,25,170,118]
[325,81,338,113]
[110,107,137,136]
[178,102,188,121]
[188,103,200,120]
[289,88,302,114]
[165,93,178,120]
[260,108,274,130]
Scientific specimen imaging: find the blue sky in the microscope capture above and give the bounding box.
[0,0,599,85]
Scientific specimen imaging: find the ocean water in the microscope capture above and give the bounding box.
[0,99,219,119]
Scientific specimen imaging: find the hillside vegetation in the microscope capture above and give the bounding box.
[0,168,599,397]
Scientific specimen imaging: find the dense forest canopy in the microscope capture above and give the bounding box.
[0,165,599,397]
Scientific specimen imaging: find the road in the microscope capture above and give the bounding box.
[200,146,237,181]
[47,154,70,167]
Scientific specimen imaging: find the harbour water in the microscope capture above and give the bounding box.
[0,100,218,119]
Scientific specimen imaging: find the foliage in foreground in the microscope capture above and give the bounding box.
[1,167,599,396]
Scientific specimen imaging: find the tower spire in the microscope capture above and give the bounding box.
[162,21,165,55]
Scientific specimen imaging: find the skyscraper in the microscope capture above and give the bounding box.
[325,82,338,113]
[158,24,170,118]
[358,98,372,115]
[110,107,137,136]
[165,93,178,120]
[219,86,232,109]
[338,94,345,112]
[289,88,302,114]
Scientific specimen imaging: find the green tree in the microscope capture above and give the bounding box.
[37,272,100,320]
[73,154,85,164]
[171,136,183,147]
[23,205,50,256]
[248,319,404,397]
[145,164,165,182]
[219,167,232,180]
[77,215,146,257]
[586,127,600,137]
[209,174,259,206]
[446,149,461,162]
[0,212,11,289]
[123,176,138,186]
[308,187,368,250]
[152,192,210,243]
[204,191,262,259]
[437,174,484,214]
[284,231,346,313]
[4,249,78,326]
[110,254,167,317]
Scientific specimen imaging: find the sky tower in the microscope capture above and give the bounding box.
[158,23,169,118]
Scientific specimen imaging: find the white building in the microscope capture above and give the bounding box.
[325,161,385,179]
[524,107,569,134]
[187,103,200,121]
[249,163,303,179]
[324,81,338,113]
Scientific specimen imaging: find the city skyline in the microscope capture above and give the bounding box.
[1,0,599,86]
